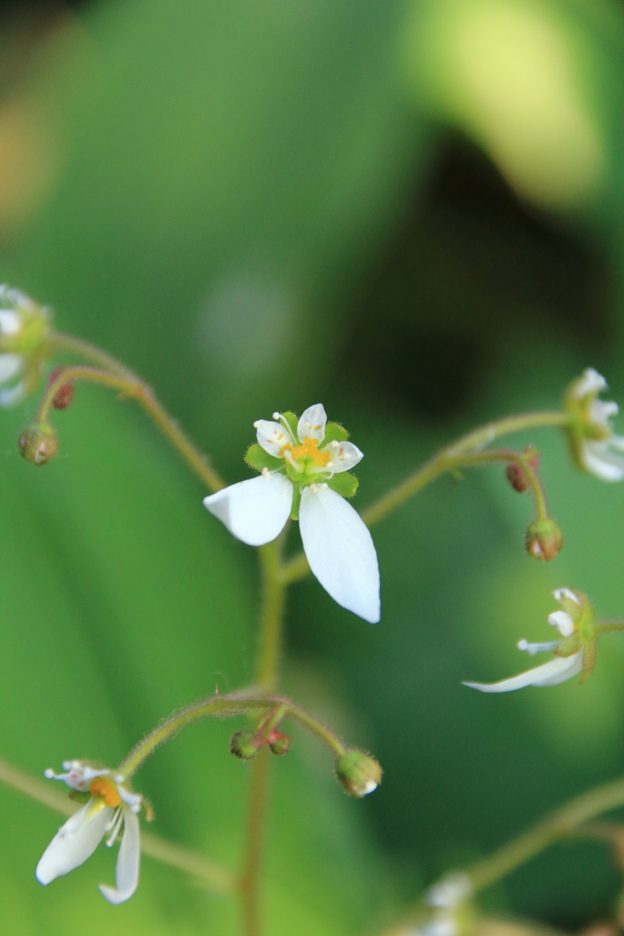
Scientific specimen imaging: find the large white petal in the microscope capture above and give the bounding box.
[253,419,292,457]
[203,473,293,546]
[297,403,327,443]
[299,485,380,623]
[36,802,112,884]
[463,653,582,693]
[582,442,624,481]
[99,808,140,905]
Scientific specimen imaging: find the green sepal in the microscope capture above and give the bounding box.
[281,411,298,437]
[244,443,283,473]
[323,421,349,444]
[68,790,90,803]
[328,473,359,498]
[290,485,301,520]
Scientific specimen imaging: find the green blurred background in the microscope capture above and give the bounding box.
[2,0,624,932]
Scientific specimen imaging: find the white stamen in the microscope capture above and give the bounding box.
[518,638,560,655]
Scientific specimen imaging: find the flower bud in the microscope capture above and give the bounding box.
[505,448,539,493]
[47,368,74,410]
[525,518,563,561]
[230,730,259,760]
[19,422,58,466]
[335,749,382,798]
[268,730,290,757]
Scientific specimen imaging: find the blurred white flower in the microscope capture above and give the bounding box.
[36,760,143,905]
[565,368,624,481]
[204,403,380,623]
[0,285,50,407]
[464,588,589,693]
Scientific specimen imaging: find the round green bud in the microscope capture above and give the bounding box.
[268,731,291,757]
[18,422,58,466]
[525,518,563,561]
[230,730,259,760]
[335,749,382,798]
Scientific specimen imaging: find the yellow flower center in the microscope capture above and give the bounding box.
[287,437,331,467]
[90,776,122,808]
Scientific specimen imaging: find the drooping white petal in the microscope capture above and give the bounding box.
[36,802,112,885]
[463,652,582,693]
[203,473,293,546]
[253,419,293,457]
[297,403,327,443]
[582,442,624,481]
[299,484,380,623]
[547,610,574,637]
[325,440,363,473]
[99,808,140,905]
[0,352,21,384]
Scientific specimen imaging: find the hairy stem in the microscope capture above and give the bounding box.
[281,410,568,585]
[37,361,224,492]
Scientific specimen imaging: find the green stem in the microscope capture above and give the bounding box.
[0,757,233,893]
[281,412,567,585]
[241,534,289,936]
[118,692,344,780]
[466,774,624,894]
[596,620,624,635]
[37,363,224,493]
[47,330,136,378]
[255,538,287,689]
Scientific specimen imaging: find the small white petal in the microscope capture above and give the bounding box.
[36,802,112,884]
[0,309,20,335]
[574,368,607,398]
[99,808,140,905]
[253,419,293,457]
[0,352,21,384]
[463,653,582,693]
[325,440,363,473]
[203,473,293,546]
[299,485,380,623]
[297,403,327,443]
[582,442,624,481]
[589,399,618,426]
[547,610,574,637]
[554,587,580,605]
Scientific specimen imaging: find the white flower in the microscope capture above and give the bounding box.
[565,368,624,481]
[463,588,587,693]
[0,285,50,407]
[203,403,380,622]
[36,760,143,905]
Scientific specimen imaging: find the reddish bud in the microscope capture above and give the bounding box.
[47,367,74,410]
[268,730,290,757]
[505,448,539,493]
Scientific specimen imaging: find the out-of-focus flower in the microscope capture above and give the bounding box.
[464,588,595,693]
[203,403,380,622]
[36,759,143,905]
[0,284,50,406]
[565,368,624,481]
